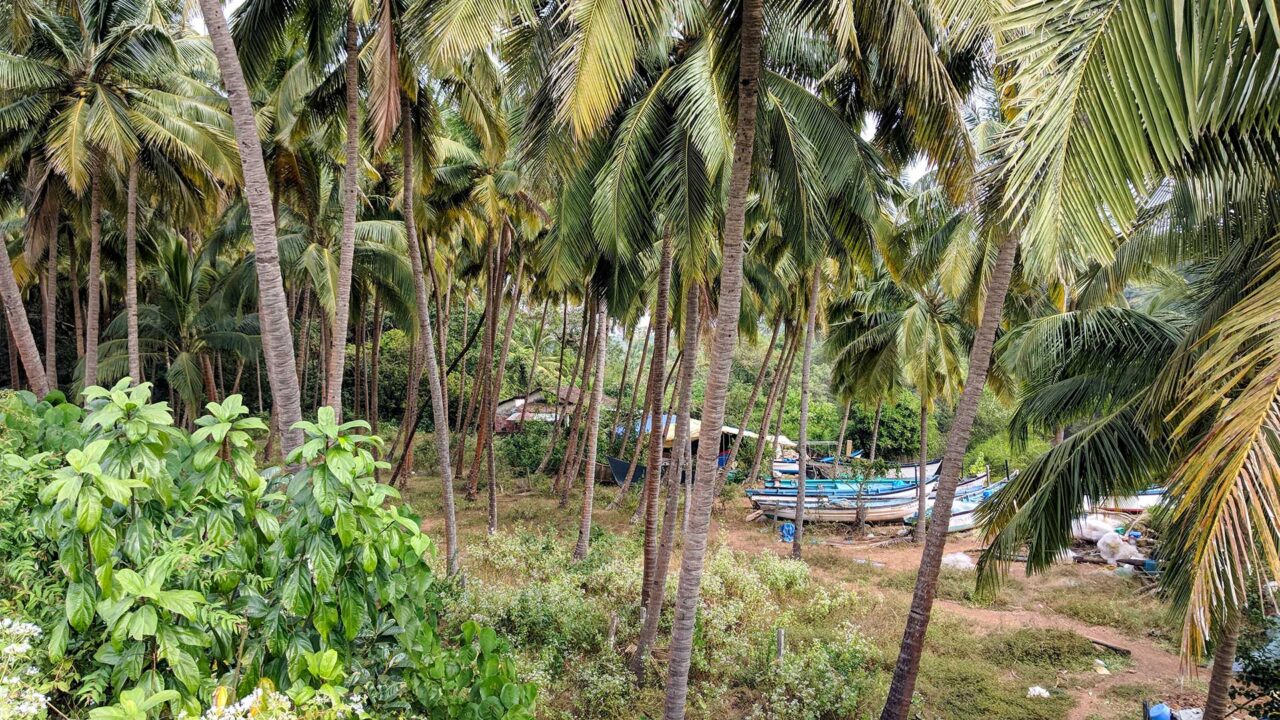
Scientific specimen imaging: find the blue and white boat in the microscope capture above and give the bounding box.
[904,482,1006,533]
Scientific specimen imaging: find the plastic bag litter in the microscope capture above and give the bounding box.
[1098,531,1125,561]
[941,552,975,571]
[1026,686,1051,699]
[1173,710,1203,720]
[1098,532,1146,564]
[1073,514,1117,542]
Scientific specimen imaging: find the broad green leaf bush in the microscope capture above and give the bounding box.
[0,382,535,719]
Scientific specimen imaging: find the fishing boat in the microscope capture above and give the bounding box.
[1093,487,1165,513]
[772,458,800,475]
[903,482,1005,533]
[756,496,922,523]
[752,475,999,524]
[746,472,987,504]
[772,451,868,477]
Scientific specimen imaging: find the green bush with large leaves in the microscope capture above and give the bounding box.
[0,382,535,719]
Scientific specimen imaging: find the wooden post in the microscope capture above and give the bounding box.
[775,627,785,664]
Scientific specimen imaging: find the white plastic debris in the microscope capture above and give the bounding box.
[1173,710,1203,720]
[941,552,976,571]
[1073,515,1117,542]
[1026,686,1051,699]
[1093,658,1111,675]
[1097,531,1125,562]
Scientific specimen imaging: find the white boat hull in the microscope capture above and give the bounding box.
[1093,489,1164,513]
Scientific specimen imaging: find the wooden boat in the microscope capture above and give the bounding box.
[1094,487,1164,513]
[754,476,1001,525]
[747,473,988,504]
[758,496,921,523]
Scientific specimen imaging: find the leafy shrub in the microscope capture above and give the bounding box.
[745,632,875,720]
[496,423,561,477]
[979,628,1097,669]
[564,656,634,720]
[0,392,81,628]
[1233,614,1280,719]
[1,382,534,719]
[749,553,810,593]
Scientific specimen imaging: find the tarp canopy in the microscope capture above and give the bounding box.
[720,424,796,448]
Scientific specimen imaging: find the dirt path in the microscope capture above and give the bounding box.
[931,598,1185,720]
[718,510,1194,720]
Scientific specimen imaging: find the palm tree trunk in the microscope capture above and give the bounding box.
[792,267,820,559]
[84,169,103,390]
[196,0,304,453]
[202,354,220,403]
[353,305,364,417]
[716,317,781,491]
[632,279,698,677]
[295,291,312,386]
[484,261,524,530]
[771,355,794,463]
[747,337,796,483]
[639,237,674,609]
[606,324,650,499]
[661,0,764,710]
[915,401,928,542]
[125,160,141,382]
[610,322,654,501]
[0,247,47,396]
[466,242,503,498]
[324,12,361,415]
[558,296,598,505]
[616,320,651,457]
[370,292,381,435]
[519,297,550,425]
[878,233,1018,720]
[535,299,571,474]
[6,324,19,389]
[70,249,83,360]
[835,398,851,465]
[870,397,883,461]
[85,166,103,386]
[572,300,608,561]
[455,290,471,434]
[43,233,57,391]
[611,323,636,434]
[401,108,458,574]
[1203,607,1242,720]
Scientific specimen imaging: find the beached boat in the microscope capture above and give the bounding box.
[746,472,987,504]
[903,484,1004,533]
[757,496,921,523]
[753,476,1001,525]
[1093,487,1164,513]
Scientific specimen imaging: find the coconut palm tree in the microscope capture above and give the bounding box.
[878,0,1280,712]
[0,192,49,396]
[193,0,304,452]
[0,0,237,393]
[97,237,261,416]
[975,179,1280,720]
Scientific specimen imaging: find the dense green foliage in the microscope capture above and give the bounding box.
[0,387,534,719]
